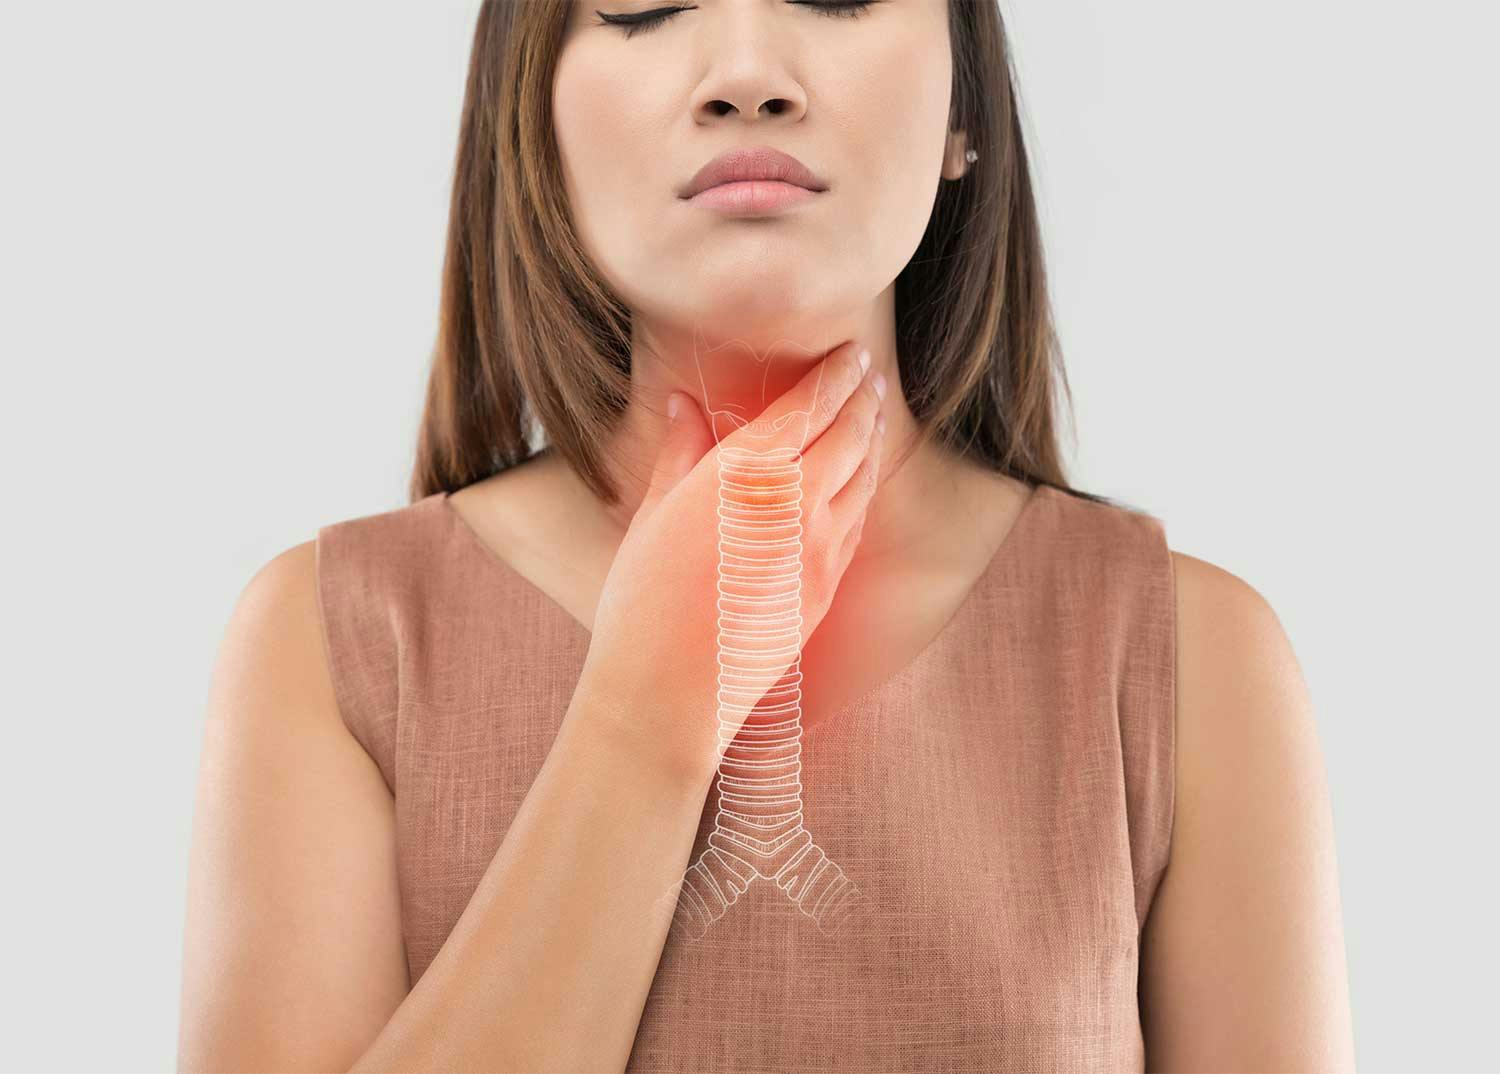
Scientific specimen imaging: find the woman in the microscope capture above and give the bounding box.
[179,2,1356,1071]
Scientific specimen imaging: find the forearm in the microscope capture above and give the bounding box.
[348,686,713,1074]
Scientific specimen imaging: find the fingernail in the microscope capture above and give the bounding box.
[858,348,871,373]
[667,394,681,420]
[872,371,887,400]
[876,413,887,435]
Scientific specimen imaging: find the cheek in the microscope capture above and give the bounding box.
[833,30,953,265]
[553,52,666,295]
[553,55,617,222]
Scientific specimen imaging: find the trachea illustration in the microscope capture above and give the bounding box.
[654,333,870,942]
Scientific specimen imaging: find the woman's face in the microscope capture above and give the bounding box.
[554,0,956,337]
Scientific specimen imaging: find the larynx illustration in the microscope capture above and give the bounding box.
[654,328,871,943]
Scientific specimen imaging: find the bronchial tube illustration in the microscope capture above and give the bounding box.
[656,331,870,942]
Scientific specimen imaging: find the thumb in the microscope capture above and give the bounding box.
[641,391,714,513]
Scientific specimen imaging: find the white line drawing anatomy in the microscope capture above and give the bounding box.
[652,328,871,943]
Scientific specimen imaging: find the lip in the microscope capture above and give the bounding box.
[686,180,819,215]
[679,146,829,200]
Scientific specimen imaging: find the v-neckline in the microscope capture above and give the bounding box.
[435,481,1050,726]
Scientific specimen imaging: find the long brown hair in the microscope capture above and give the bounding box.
[410,0,1123,512]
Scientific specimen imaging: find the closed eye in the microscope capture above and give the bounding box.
[596,1,878,40]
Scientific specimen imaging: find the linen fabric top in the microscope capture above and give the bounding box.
[313,481,1177,1072]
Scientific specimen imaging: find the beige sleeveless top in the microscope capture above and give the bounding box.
[314,482,1176,1071]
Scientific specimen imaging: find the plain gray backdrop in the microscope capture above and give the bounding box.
[2,1,1494,1069]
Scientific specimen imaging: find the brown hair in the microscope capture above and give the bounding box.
[410,0,1125,512]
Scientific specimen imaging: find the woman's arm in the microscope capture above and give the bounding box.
[178,541,713,1073]
[179,542,409,1071]
[1139,552,1357,1072]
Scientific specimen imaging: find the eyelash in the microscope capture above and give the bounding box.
[597,1,877,40]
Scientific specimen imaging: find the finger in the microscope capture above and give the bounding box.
[802,366,884,506]
[827,413,886,538]
[640,391,715,515]
[720,339,871,461]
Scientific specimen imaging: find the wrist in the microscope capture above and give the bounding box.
[560,676,718,803]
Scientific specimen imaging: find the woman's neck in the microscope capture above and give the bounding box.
[593,346,962,570]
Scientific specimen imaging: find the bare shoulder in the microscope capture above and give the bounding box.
[178,542,407,1071]
[225,540,328,689]
[1139,550,1356,1071]
[203,541,341,743]
[1169,549,1289,653]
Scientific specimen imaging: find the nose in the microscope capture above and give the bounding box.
[694,89,806,123]
[689,43,808,125]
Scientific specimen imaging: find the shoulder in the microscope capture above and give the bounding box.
[1167,550,1313,777]
[1031,485,1172,570]
[209,539,346,764]
[315,492,450,561]
[1141,550,1356,1068]
[310,499,453,746]
[1169,549,1284,647]
[1019,488,1175,643]
[223,523,410,792]
[219,533,376,704]
[1164,548,1318,862]
[1166,549,1319,871]
[312,493,459,625]
[184,539,408,1069]
[225,539,325,684]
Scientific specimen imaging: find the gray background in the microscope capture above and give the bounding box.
[1,1,1494,1069]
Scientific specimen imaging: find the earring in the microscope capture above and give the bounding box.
[964,147,978,164]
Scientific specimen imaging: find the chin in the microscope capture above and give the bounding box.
[680,302,842,352]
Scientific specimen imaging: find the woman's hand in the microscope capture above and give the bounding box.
[575,339,886,784]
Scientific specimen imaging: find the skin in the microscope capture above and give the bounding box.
[543,0,1027,725]
[552,0,982,558]
[178,1,1357,1069]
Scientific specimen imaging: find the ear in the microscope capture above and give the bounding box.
[941,128,971,181]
